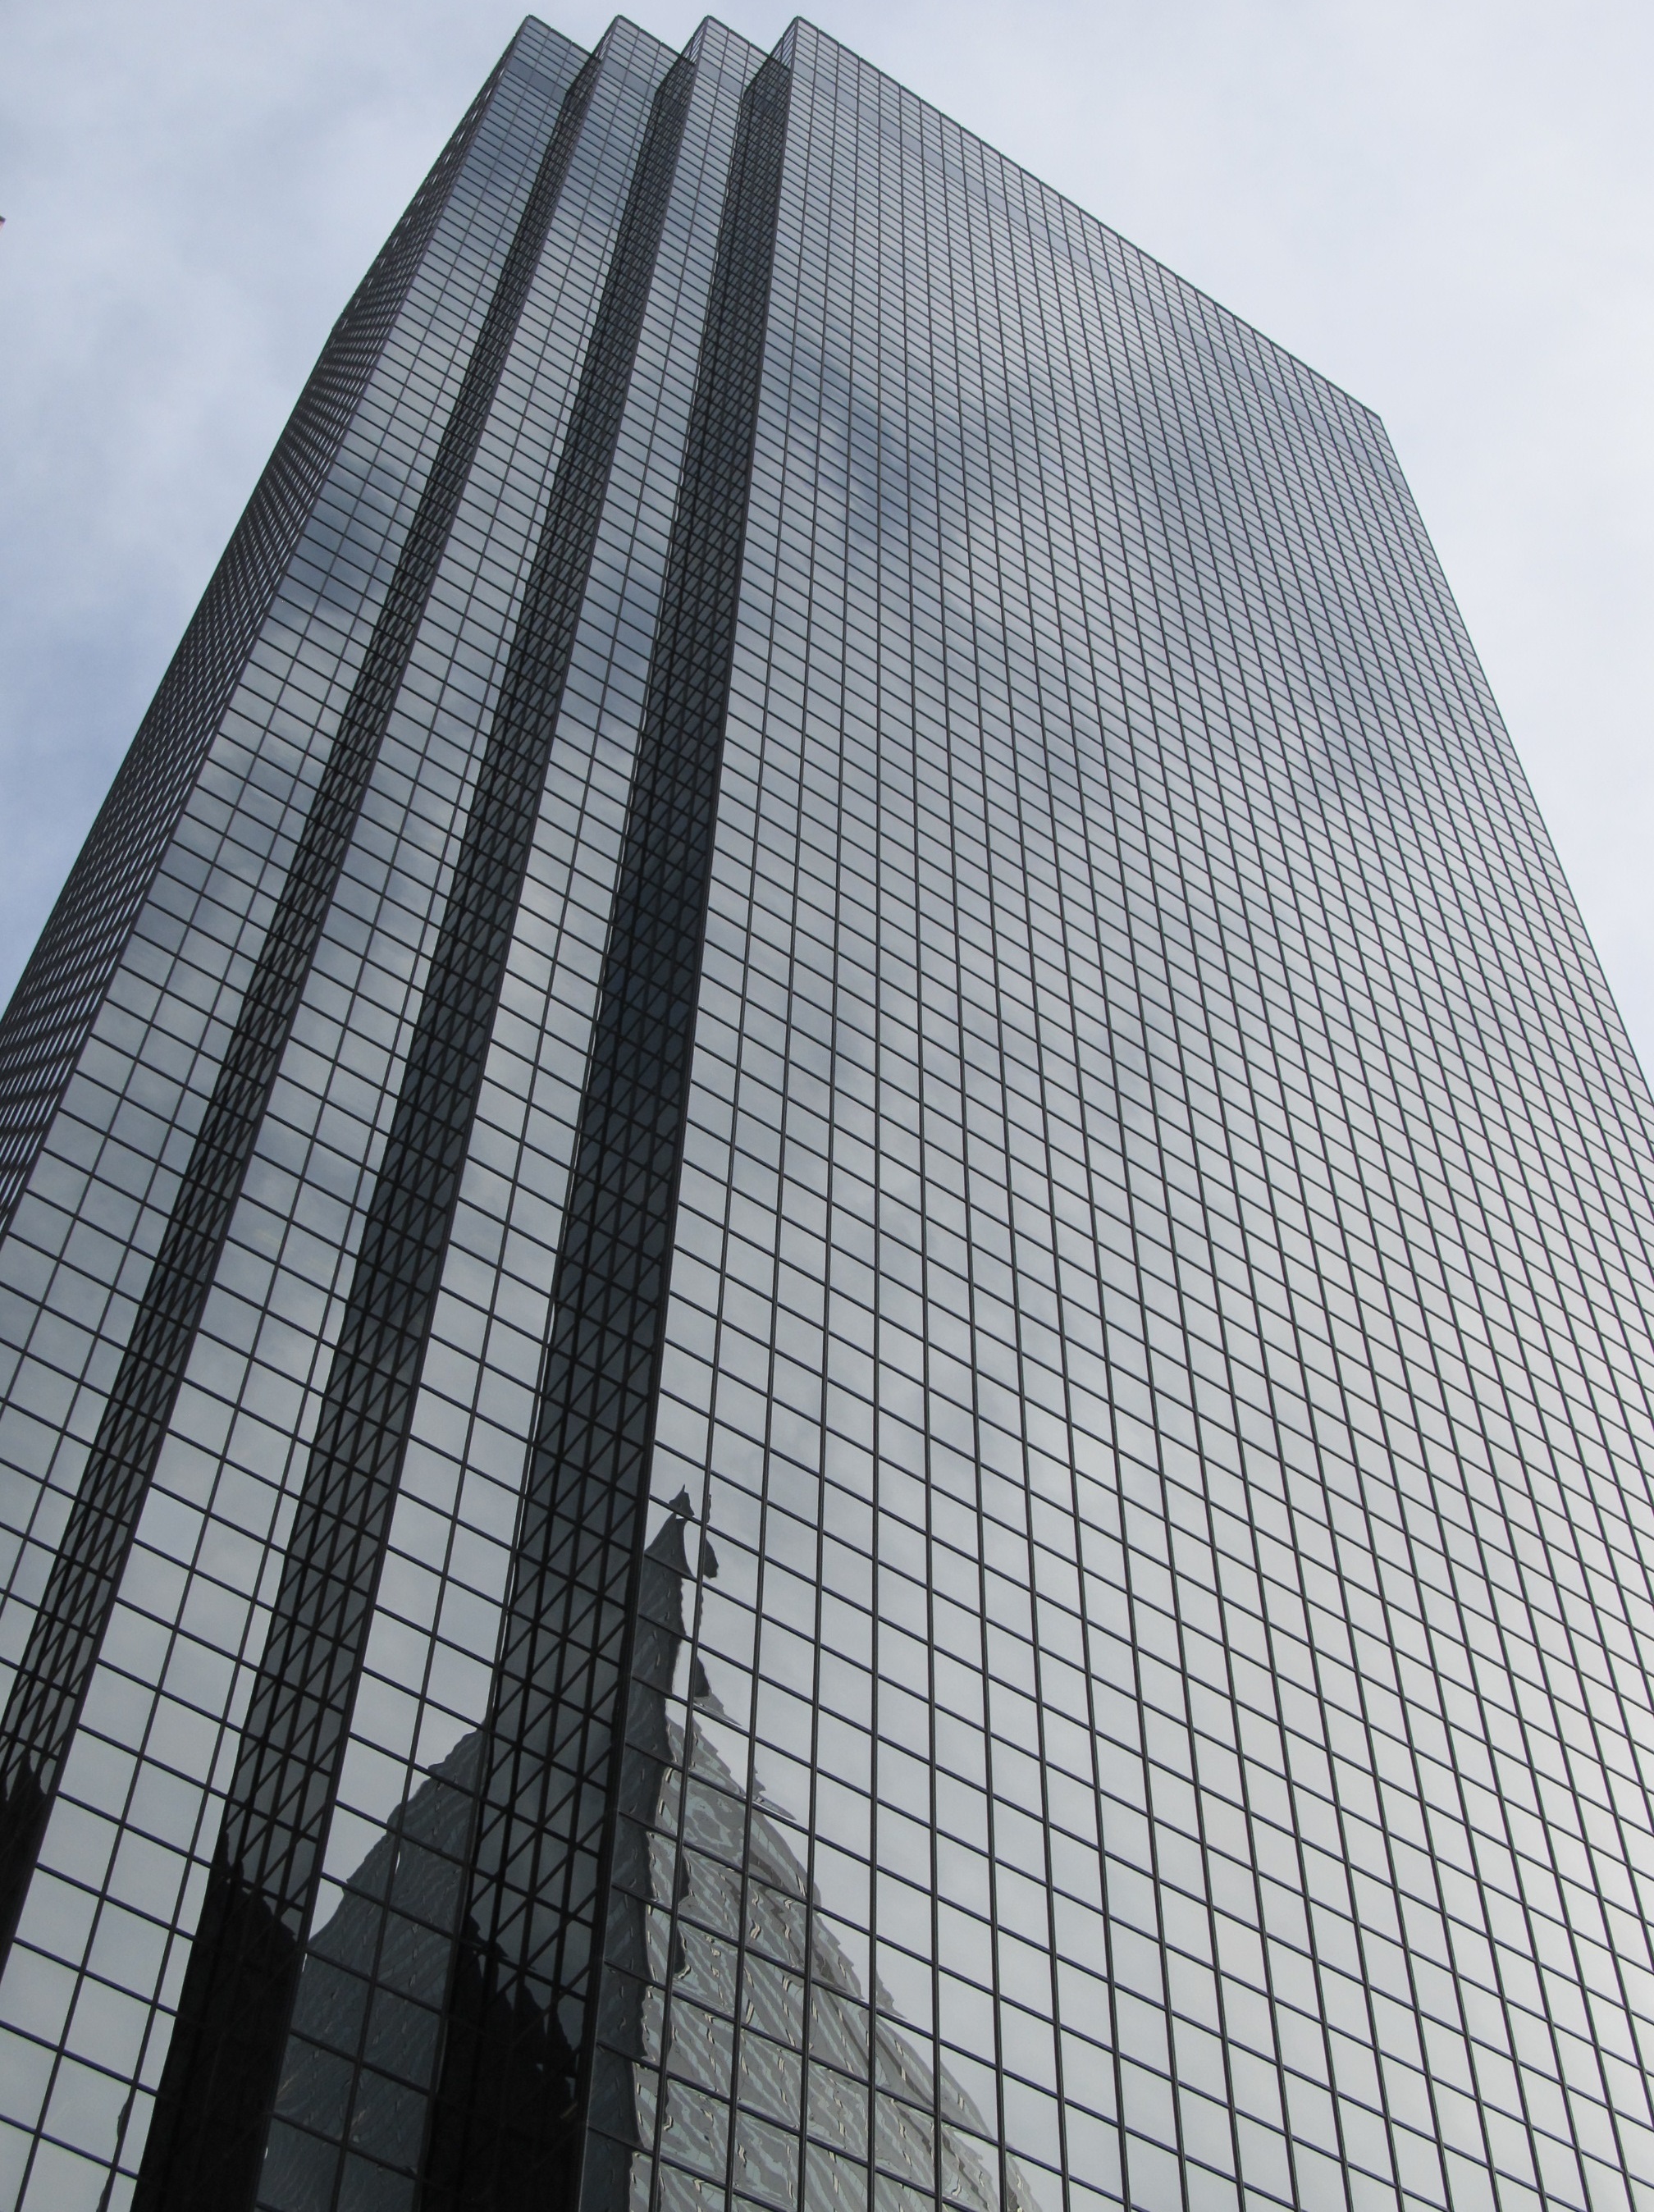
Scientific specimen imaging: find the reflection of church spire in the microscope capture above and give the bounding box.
[421,1890,583,2210]
[587,1491,699,2206]
[258,1730,494,2206]
[651,1710,1039,2212]
[256,1489,704,2212]
[263,1490,1038,2212]
[593,1496,1039,2212]
[422,1492,705,2212]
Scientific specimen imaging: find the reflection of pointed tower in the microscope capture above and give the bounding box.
[262,1732,485,2204]
[584,1492,699,2211]
[577,1494,1041,2212]
[265,1712,589,2211]
[263,1492,1039,2212]
[643,1717,1039,2212]
[421,1883,583,2210]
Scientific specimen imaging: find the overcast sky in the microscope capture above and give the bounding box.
[3,0,1651,1076]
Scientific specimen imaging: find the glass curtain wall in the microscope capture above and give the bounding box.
[3,16,1654,2212]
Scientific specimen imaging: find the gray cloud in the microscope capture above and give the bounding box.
[4,0,1651,1071]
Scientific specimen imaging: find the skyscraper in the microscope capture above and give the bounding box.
[2,9,1653,2210]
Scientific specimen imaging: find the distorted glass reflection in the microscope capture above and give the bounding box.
[256,1493,1039,2212]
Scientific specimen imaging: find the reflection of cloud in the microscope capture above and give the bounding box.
[11,0,1653,1076]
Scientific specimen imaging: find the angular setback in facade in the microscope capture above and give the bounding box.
[3,14,1654,2212]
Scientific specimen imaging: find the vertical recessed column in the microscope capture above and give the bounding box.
[418,50,793,2212]
[235,48,702,2208]
[0,44,606,1994]
[112,48,632,2212]
[0,38,518,1237]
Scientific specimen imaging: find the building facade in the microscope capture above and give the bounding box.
[3,13,1654,2212]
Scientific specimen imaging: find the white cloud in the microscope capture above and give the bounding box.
[3,0,1651,1071]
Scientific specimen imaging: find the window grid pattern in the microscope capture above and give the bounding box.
[286,0,764,1958]
[0,33,608,1994]
[0,22,599,2182]
[4,14,1654,2212]
[241,30,768,2212]
[0,25,532,1236]
[223,31,701,2208]
[417,47,790,2211]
[0,21,640,2204]
[619,21,1654,2212]
[119,40,677,2212]
[0,16,587,1711]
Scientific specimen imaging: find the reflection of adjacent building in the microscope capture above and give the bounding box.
[258,1497,1037,2212]
[637,1698,1040,2212]
[258,1732,483,2207]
